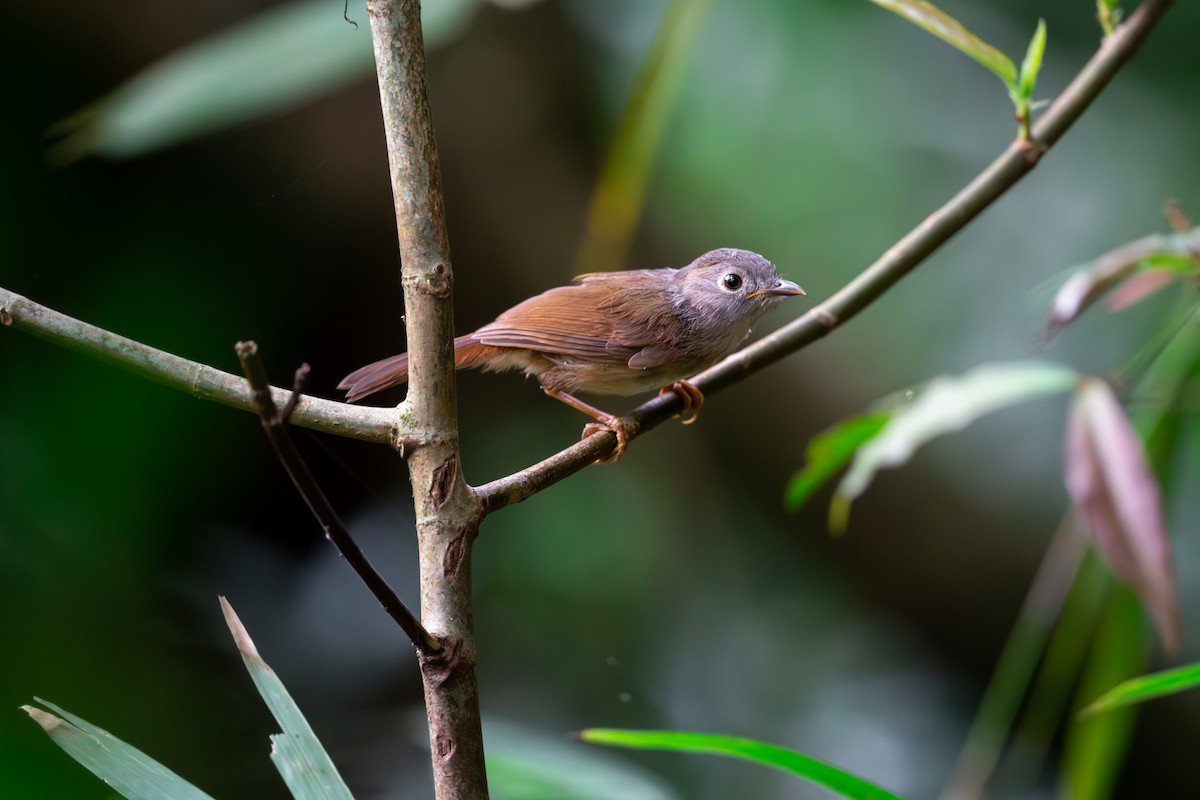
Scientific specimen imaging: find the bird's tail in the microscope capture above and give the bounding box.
[339,335,493,403]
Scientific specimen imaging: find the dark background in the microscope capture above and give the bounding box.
[2,1,1198,797]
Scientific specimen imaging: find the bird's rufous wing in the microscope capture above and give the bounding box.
[474,282,660,361]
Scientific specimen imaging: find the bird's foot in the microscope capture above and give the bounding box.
[581,415,629,464]
[660,380,704,425]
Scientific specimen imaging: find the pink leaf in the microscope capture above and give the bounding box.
[1047,254,1139,336]
[1064,379,1181,651]
[1104,268,1179,312]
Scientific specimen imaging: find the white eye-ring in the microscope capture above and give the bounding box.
[721,273,743,291]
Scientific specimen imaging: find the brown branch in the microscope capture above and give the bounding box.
[235,340,441,654]
[0,287,400,445]
[475,0,1175,513]
[365,0,487,798]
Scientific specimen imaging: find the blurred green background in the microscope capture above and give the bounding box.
[2,0,1198,797]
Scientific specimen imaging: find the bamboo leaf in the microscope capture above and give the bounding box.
[1047,229,1199,335]
[580,729,906,800]
[1084,661,1200,716]
[221,597,355,800]
[20,700,215,800]
[785,414,890,509]
[51,0,481,161]
[1064,380,1180,652]
[834,362,1078,532]
[1060,588,1145,799]
[867,0,1016,87]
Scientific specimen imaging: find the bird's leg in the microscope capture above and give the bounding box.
[543,388,629,464]
[659,380,704,425]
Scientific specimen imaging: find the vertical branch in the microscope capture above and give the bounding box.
[364,2,487,798]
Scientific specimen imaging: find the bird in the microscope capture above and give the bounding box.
[339,248,805,462]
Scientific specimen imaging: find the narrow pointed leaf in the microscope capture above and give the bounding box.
[21,700,215,800]
[51,0,481,161]
[867,0,1016,87]
[580,729,906,800]
[1064,380,1180,651]
[1103,268,1180,311]
[1047,229,1200,335]
[1060,588,1144,799]
[834,361,1078,530]
[785,413,890,509]
[1083,661,1200,716]
[220,597,354,800]
[1017,19,1047,101]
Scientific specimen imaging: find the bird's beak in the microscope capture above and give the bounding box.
[748,279,806,299]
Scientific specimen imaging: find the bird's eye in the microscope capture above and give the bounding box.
[721,273,743,291]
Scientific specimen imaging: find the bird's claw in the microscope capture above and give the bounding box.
[660,380,704,425]
[582,417,629,464]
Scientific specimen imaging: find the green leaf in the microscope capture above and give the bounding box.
[1140,251,1200,272]
[1016,19,1047,102]
[1060,587,1145,800]
[580,729,907,800]
[221,597,355,800]
[834,361,1078,531]
[867,0,1016,87]
[1083,661,1200,716]
[785,414,890,509]
[51,0,481,161]
[20,700,216,800]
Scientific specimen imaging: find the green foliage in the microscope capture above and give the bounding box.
[867,0,1015,85]
[22,600,354,800]
[50,0,481,161]
[580,729,907,800]
[866,1,1045,137]
[1061,589,1146,800]
[1084,660,1200,716]
[20,700,216,800]
[784,413,889,510]
[1012,19,1047,136]
[220,598,355,800]
[788,361,1078,533]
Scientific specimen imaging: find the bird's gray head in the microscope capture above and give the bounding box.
[675,248,805,329]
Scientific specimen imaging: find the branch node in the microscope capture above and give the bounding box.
[435,733,456,761]
[419,635,474,687]
[814,307,839,330]
[442,531,469,580]
[1018,137,1047,165]
[430,455,458,510]
[402,268,453,299]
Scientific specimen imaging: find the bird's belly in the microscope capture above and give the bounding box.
[541,354,715,397]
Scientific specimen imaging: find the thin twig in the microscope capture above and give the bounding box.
[475,0,1175,512]
[0,287,399,444]
[235,340,441,654]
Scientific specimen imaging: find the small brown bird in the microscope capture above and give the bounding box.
[340,248,804,461]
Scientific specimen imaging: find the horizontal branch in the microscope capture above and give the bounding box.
[475,0,1174,511]
[0,287,399,444]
